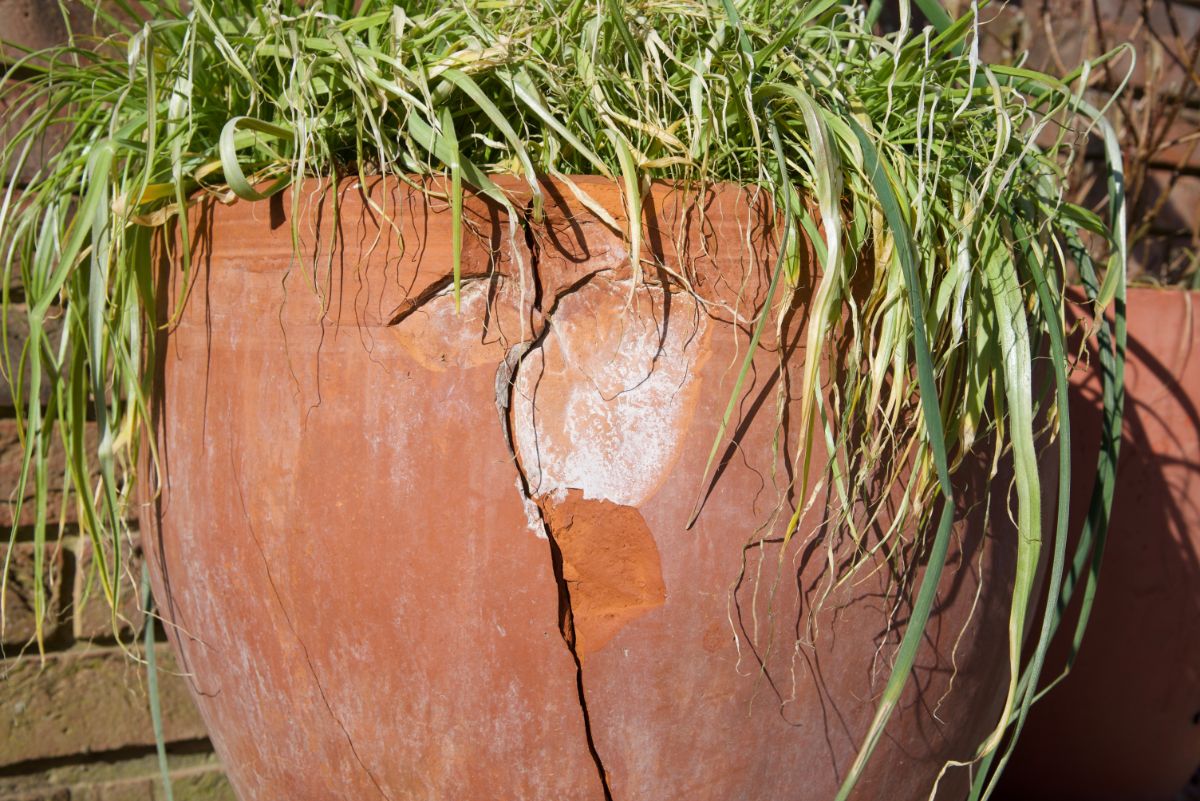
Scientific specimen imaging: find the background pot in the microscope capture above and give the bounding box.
[143,176,1038,801]
[997,287,1200,801]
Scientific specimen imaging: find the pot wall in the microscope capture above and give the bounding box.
[143,177,1035,801]
[997,287,1200,801]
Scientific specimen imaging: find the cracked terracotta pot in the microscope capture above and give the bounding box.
[996,287,1200,801]
[143,176,1038,801]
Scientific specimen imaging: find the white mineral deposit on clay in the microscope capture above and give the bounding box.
[390,280,501,371]
[512,279,707,508]
[516,475,548,539]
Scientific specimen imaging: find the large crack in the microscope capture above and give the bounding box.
[229,435,392,800]
[494,210,615,801]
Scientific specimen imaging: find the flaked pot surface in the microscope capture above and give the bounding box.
[142,176,1027,801]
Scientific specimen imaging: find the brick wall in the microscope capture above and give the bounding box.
[0,2,230,799]
[972,0,1200,285]
[0,534,230,800]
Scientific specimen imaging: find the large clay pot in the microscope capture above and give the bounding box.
[143,176,1035,801]
[996,287,1200,801]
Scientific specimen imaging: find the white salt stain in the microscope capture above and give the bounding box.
[512,279,708,508]
[389,280,505,371]
[516,475,549,539]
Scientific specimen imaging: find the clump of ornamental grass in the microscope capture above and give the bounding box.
[0,0,1128,798]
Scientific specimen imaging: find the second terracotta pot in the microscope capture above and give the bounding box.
[997,287,1200,801]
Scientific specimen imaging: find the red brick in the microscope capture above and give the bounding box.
[1137,169,1200,236]
[66,782,154,801]
[0,417,99,528]
[1,301,60,408]
[1012,0,1200,91]
[0,541,64,650]
[0,790,69,801]
[1147,112,1200,171]
[73,537,145,642]
[0,751,230,801]
[1129,233,1200,279]
[159,767,236,801]
[977,2,1030,65]
[0,646,209,766]
[0,84,71,187]
[0,0,95,185]
[0,0,70,56]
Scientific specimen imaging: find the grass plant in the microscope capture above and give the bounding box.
[0,1,1128,797]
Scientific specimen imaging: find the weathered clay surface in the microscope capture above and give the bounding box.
[144,176,1032,801]
[511,278,710,507]
[389,280,508,371]
[144,180,605,801]
[997,288,1200,801]
[538,490,666,658]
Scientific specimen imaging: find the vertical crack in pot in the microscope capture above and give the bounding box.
[492,211,615,801]
[230,443,393,800]
[508,462,616,800]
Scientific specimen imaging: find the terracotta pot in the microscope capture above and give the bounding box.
[143,176,1037,801]
[996,287,1200,801]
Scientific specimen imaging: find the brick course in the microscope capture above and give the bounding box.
[0,751,233,801]
[1,646,208,766]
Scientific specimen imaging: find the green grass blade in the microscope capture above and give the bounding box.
[217,116,295,201]
[834,115,958,801]
[971,218,1042,760]
[142,563,174,801]
[439,107,464,311]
